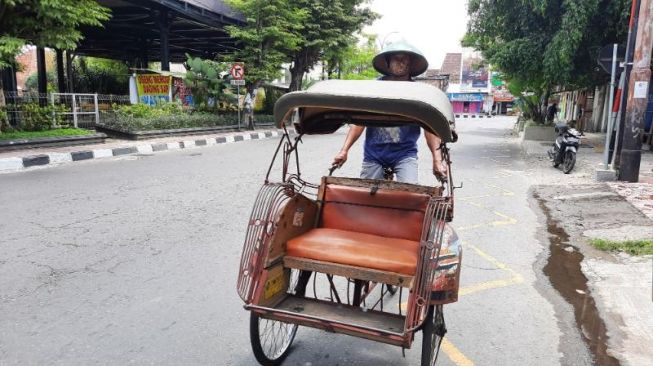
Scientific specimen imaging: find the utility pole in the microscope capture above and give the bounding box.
[614,0,641,169]
[619,0,653,182]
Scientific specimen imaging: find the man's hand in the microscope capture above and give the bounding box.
[332,150,348,168]
[433,159,448,182]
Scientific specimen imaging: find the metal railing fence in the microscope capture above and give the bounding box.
[3,91,131,130]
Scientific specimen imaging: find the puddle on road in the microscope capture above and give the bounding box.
[536,195,620,366]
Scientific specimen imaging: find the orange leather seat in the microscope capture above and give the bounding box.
[286,228,420,275]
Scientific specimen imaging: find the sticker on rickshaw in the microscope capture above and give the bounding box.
[264,270,285,299]
[292,208,305,227]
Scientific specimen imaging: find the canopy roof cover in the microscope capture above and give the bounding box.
[76,0,244,62]
[274,80,457,142]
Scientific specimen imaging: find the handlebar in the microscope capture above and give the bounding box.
[328,163,341,176]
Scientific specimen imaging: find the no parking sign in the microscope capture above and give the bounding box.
[230,63,245,80]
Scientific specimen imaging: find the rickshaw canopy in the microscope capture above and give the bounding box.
[274,80,457,143]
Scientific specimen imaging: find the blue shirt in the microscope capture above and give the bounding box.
[363,125,421,166]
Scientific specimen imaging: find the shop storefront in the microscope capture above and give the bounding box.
[493,92,514,115]
[447,93,485,114]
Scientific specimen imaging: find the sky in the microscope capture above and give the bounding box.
[364,0,470,70]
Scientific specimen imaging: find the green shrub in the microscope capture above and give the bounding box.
[8,103,70,131]
[101,112,274,132]
[0,107,9,133]
[113,102,184,119]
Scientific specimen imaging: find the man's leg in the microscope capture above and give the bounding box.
[360,160,384,179]
[394,157,418,184]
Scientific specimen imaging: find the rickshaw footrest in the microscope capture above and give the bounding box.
[249,295,408,345]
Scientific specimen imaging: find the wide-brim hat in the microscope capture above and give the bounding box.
[373,40,429,77]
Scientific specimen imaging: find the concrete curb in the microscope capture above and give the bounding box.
[0,129,288,174]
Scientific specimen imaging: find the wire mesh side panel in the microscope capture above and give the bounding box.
[237,183,294,303]
[3,92,49,129]
[406,198,450,331]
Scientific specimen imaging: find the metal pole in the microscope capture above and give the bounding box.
[72,93,78,128]
[612,72,626,165]
[619,0,653,182]
[237,84,241,131]
[94,93,99,127]
[50,93,56,127]
[603,44,618,169]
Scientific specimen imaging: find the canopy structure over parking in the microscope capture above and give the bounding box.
[1,0,244,96]
[77,0,244,70]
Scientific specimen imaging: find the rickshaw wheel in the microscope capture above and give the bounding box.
[250,312,298,365]
[421,305,446,366]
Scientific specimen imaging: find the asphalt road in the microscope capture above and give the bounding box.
[0,116,591,365]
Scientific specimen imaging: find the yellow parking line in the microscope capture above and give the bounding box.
[459,276,524,297]
[483,182,515,196]
[468,243,521,277]
[442,338,475,366]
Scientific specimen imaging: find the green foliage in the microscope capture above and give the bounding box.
[0,0,111,67]
[7,103,70,131]
[0,106,9,133]
[25,71,58,92]
[22,56,129,94]
[589,238,653,256]
[0,128,90,140]
[464,0,630,121]
[102,112,274,132]
[183,54,231,110]
[261,86,284,114]
[286,0,378,90]
[327,34,379,80]
[225,0,307,89]
[112,102,184,119]
[72,57,129,94]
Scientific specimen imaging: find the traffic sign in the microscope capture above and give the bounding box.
[230,63,245,80]
[597,44,625,74]
[230,79,246,86]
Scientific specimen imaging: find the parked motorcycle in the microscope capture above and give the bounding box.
[548,124,581,174]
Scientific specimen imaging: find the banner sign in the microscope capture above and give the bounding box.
[461,51,489,91]
[136,74,172,105]
[447,93,484,102]
[172,77,193,106]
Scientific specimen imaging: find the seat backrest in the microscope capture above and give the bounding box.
[320,183,431,242]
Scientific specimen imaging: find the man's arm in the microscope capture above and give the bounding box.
[332,125,365,166]
[424,131,448,181]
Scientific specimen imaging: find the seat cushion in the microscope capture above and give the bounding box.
[286,228,420,275]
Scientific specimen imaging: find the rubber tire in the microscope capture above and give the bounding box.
[250,312,298,366]
[562,150,576,174]
[552,149,561,168]
[421,305,446,366]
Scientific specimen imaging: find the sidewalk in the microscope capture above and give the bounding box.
[523,133,653,365]
[0,128,290,174]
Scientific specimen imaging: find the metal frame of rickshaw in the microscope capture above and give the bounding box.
[236,80,462,365]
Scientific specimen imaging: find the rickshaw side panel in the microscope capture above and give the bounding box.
[251,263,290,308]
[264,194,319,267]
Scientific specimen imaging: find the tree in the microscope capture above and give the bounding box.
[225,0,307,127]
[463,0,630,123]
[286,0,377,91]
[71,57,130,95]
[0,0,111,106]
[325,34,379,80]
